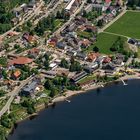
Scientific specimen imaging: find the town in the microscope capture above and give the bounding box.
[0,0,140,138]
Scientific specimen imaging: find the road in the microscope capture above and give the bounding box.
[1,0,44,38]
[54,0,87,37]
[0,77,33,118]
[98,6,127,33]
[34,0,63,25]
[0,0,87,117]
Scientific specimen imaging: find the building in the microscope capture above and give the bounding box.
[84,62,99,73]
[76,52,87,60]
[49,63,58,70]
[21,81,38,96]
[28,48,40,58]
[28,0,36,10]
[87,52,100,62]
[71,71,88,83]
[65,0,76,11]
[9,57,33,66]
[12,70,21,80]
[41,70,56,79]
[80,39,91,48]
[22,33,37,44]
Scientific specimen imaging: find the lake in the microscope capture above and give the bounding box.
[8,80,140,140]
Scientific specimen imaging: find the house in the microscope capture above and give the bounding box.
[75,16,87,25]
[103,57,111,63]
[76,52,87,60]
[115,54,125,61]
[102,0,112,11]
[87,52,99,62]
[57,41,67,50]
[12,70,21,80]
[85,25,97,33]
[128,39,140,47]
[102,63,116,71]
[55,68,69,76]
[49,63,58,70]
[71,71,88,83]
[28,0,36,10]
[66,50,77,56]
[68,32,77,38]
[65,0,81,11]
[21,81,38,96]
[22,33,37,44]
[28,48,40,58]
[113,59,124,66]
[7,32,20,37]
[80,39,91,48]
[84,62,99,73]
[48,37,58,47]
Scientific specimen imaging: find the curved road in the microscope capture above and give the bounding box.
[0,77,33,118]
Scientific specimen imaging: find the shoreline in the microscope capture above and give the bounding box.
[52,74,140,103]
[8,74,140,137]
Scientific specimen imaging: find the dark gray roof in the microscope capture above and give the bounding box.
[23,81,37,92]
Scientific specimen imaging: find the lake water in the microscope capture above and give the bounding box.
[8,80,140,140]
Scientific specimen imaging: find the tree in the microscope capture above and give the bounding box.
[87,0,92,3]
[0,90,6,97]
[44,79,53,90]
[0,127,7,140]
[97,19,103,27]
[60,58,69,69]
[1,114,12,128]
[93,46,99,52]
[27,21,32,28]
[44,60,49,70]
[69,61,82,72]
[134,52,138,58]
[82,10,87,17]
[56,11,62,19]
[14,44,20,49]
[21,99,36,114]
[49,87,57,98]
[2,69,7,79]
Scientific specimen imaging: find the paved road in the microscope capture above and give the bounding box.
[0,77,33,117]
[54,0,87,37]
[34,0,63,25]
[98,6,127,33]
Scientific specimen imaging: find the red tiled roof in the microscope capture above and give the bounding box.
[87,52,100,61]
[28,48,40,54]
[13,70,21,78]
[9,57,33,65]
[105,0,111,3]
[103,57,111,63]
[81,39,90,46]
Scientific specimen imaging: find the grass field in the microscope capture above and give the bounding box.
[89,33,127,54]
[105,11,140,39]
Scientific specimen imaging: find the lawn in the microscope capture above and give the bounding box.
[0,57,8,67]
[77,31,93,39]
[88,32,127,54]
[78,74,96,84]
[105,11,140,39]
